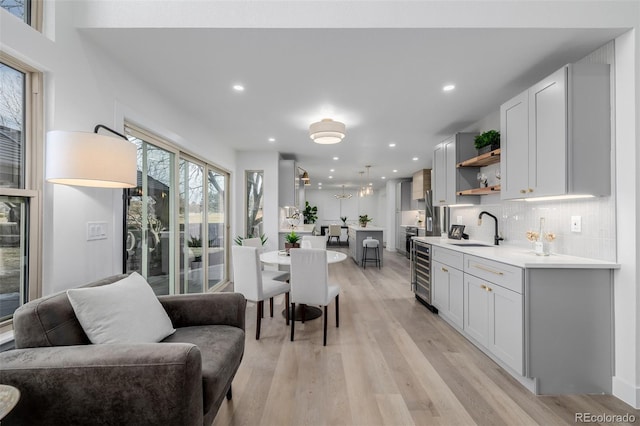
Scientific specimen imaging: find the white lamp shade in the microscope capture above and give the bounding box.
[46,130,137,188]
[309,119,346,144]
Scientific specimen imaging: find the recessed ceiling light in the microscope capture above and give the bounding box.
[232,84,245,92]
[333,157,339,161]
[393,170,398,173]
[412,157,419,161]
[268,137,275,142]
[389,143,396,148]
[318,182,322,186]
[328,176,333,179]
[443,84,455,92]
[330,169,335,172]
[381,176,386,179]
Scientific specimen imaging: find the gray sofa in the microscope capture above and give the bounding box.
[0,273,246,426]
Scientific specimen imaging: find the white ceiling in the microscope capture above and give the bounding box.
[81,27,623,190]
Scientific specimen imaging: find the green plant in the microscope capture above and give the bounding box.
[340,216,347,224]
[359,214,373,225]
[474,130,500,150]
[302,201,318,224]
[285,230,301,244]
[234,233,268,246]
[188,236,202,247]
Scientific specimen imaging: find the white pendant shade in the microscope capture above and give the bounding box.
[46,130,137,188]
[309,118,346,144]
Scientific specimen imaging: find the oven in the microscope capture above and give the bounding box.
[410,239,437,313]
[405,226,418,259]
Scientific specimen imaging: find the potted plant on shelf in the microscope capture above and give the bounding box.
[359,215,373,228]
[302,201,318,224]
[284,230,301,254]
[340,216,348,225]
[474,130,500,154]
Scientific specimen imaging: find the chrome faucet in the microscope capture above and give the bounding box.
[478,211,504,246]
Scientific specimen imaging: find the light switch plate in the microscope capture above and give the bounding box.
[87,221,108,241]
[571,216,582,233]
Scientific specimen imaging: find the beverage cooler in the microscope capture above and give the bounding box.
[410,239,437,313]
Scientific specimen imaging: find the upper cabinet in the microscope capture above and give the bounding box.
[278,159,300,207]
[412,169,432,200]
[433,133,479,206]
[500,63,611,200]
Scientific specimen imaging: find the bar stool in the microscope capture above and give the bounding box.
[361,238,381,269]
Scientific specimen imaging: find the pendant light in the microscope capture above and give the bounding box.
[334,185,352,199]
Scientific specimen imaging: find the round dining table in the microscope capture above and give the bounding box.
[260,249,347,320]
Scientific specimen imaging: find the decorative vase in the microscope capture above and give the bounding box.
[284,242,299,254]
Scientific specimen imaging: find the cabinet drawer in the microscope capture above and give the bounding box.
[433,246,464,270]
[464,254,523,294]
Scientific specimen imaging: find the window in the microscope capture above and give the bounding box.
[0,54,42,325]
[124,124,229,295]
[245,171,264,238]
[1,0,42,30]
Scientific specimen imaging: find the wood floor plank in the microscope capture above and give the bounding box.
[213,248,639,426]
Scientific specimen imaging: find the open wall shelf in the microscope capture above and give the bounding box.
[457,185,501,196]
[456,148,501,168]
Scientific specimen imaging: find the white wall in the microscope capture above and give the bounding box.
[1,4,236,294]
[305,187,387,243]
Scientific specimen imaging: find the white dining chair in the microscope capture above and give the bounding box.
[301,235,327,249]
[327,224,342,246]
[232,246,290,339]
[243,237,289,282]
[289,248,341,346]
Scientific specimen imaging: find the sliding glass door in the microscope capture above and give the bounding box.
[125,127,175,295]
[124,123,229,295]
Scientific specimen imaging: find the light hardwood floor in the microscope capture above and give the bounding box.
[214,248,639,426]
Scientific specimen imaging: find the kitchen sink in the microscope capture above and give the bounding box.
[449,243,493,247]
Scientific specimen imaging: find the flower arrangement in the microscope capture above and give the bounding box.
[340,216,348,225]
[527,218,555,255]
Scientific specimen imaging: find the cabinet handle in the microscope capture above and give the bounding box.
[519,189,526,194]
[486,286,493,292]
[441,267,448,272]
[528,188,534,193]
[480,284,487,290]
[472,263,504,276]
[439,200,446,203]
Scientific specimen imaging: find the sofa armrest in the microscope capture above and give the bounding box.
[159,292,246,331]
[0,343,203,426]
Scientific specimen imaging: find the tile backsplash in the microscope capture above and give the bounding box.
[450,196,616,261]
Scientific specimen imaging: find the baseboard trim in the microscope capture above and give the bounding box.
[612,376,640,409]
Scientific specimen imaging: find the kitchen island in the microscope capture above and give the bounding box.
[412,236,619,396]
[278,224,316,250]
[348,225,384,267]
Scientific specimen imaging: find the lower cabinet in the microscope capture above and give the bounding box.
[432,259,464,329]
[464,273,523,374]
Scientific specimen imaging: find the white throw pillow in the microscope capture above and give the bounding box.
[67,272,175,344]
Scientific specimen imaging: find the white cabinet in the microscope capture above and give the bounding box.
[432,133,479,206]
[500,63,610,200]
[432,247,464,329]
[463,255,524,374]
[278,160,301,207]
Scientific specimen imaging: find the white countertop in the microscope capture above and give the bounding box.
[412,236,620,269]
[279,224,316,234]
[348,225,385,231]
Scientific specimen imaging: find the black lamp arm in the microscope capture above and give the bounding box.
[94,124,128,141]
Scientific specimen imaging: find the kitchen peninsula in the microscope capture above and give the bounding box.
[411,236,619,396]
[348,225,384,267]
[277,224,316,250]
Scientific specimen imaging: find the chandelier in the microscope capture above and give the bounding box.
[334,185,353,199]
[309,118,346,144]
[359,166,374,197]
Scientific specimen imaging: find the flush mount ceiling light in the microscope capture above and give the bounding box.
[334,185,353,199]
[309,118,346,144]
[46,125,137,188]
